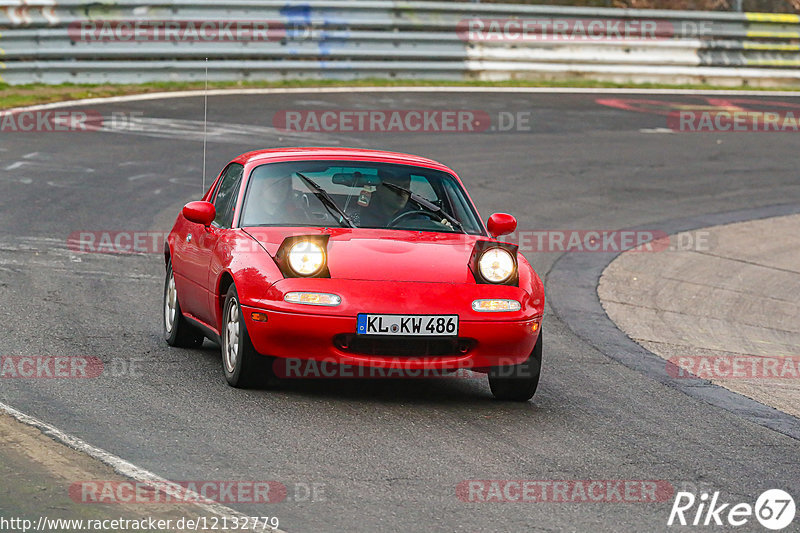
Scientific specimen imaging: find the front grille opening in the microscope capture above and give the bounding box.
[333,334,476,358]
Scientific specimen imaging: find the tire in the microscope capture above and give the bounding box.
[163,261,204,348]
[221,284,272,388]
[488,331,542,402]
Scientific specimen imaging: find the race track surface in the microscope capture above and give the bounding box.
[1,90,799,532]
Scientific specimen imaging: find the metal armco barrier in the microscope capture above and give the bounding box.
[2,1,800,85]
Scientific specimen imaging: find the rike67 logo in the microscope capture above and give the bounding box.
[668,489,796,530]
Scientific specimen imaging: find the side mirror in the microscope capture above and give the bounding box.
[487,213,517,238]
[182,201,216,226]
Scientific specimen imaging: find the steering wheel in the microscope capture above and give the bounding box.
[293,191,316,222]
[387,210,440,227]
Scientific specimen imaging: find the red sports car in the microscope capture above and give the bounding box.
[164,148,544,401]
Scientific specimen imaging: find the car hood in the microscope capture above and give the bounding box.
[243,227,486,283]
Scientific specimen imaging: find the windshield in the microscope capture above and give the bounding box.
[239,160,484,234]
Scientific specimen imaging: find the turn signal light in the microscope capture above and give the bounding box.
[251,312,268,323]
[284,292,342,306]
[471,299,522,312]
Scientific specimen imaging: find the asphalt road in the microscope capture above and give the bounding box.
[1,89,799,532]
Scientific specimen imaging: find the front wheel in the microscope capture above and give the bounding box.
[488,331,542,402]
[221,284,272,388]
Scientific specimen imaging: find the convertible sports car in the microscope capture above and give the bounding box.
[164,148,544,401]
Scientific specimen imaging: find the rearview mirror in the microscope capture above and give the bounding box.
[183,201,216,226]
[331,172,381,187]
[487,213,517,238]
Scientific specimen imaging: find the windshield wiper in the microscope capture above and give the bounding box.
[382,182,466,233]
[296,172,355,228]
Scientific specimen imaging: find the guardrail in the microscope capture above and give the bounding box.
[1,1,799,85]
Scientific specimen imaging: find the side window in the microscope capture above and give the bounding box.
[213,163,244,228]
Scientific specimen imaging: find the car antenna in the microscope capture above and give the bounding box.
[202,57,209,195]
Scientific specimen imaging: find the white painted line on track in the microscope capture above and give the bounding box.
[7,85,800,114]
[639,128,676,134]
[0,400,288,533]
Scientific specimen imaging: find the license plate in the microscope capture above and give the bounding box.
[356,314,459,336]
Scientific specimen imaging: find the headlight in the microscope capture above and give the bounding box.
[287,241,325,276]
[479,247,515,283]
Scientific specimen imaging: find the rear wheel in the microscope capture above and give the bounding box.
[163,261,204,348]
[488,331,542,402]
[221,284,272,388]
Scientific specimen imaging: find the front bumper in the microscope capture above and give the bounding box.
[240,279,543,370]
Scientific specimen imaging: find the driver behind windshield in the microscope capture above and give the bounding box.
[349,170,412,228]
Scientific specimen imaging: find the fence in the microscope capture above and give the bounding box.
[2,1,799,85]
